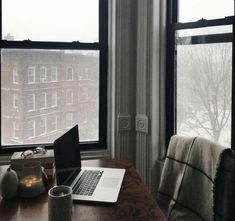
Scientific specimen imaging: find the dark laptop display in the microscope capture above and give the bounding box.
[53,125,81,184]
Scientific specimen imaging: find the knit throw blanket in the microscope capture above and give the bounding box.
[157,136,229,221]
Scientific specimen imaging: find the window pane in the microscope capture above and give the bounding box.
[39,67,47,83]
[179,0,234,23]
[2,0,99,42]
[1,49,99,145]
[176,40,232,147]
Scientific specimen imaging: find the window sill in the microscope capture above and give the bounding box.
[0,149,111,166]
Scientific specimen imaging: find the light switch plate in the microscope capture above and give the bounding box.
[117,114,131,132]
[135,114,148,134]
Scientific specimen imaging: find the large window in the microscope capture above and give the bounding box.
[0,0,108,153]
[166,0,234,149]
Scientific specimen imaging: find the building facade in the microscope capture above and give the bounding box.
[1,49,99,145]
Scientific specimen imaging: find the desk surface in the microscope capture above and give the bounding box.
[0,158,166,221]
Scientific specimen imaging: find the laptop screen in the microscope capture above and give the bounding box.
[53,125,81,171]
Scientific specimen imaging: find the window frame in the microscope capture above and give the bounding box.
[166,0,234,150]
[0,0,108,154]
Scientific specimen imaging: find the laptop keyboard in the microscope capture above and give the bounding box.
[72,170,104,196]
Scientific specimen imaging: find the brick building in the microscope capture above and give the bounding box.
[1,49,99,145]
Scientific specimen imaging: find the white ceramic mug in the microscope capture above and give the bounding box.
[48,185,73,221]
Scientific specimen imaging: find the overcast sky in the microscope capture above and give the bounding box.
[179,0,234,22]
[2,0,99,42]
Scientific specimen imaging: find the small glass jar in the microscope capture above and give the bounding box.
[18,161,45,198]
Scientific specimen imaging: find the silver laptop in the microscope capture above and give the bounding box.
[53,125,125,203]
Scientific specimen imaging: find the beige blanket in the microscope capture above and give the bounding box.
[157,135,228,221]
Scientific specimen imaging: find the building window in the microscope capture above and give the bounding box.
[166,0,234,148]
[13,93,19,109]
[40,66,47,82]
[79,68,89,80]
[51,91,57,107]
[67,67,74,81]
[38,92,47,109]
[1,0,108,152]
[13,67,19,84]
[78,106,88,125]
[38,117,46,135]
[78,86,89,103]
[66,90,74,105]
[27,120,35,138]
[27,66,36,84]
[49,66,58,82]
[47,115,57,132]
[27,94,35,111]
[66,113,73,128]
[13,121,19,139]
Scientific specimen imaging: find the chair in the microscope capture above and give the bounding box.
[157,135,234,221]
[213,149,234,221]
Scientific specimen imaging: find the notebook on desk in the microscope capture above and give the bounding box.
[53,125,125,203]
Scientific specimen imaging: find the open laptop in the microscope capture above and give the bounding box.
[53,125,125,203]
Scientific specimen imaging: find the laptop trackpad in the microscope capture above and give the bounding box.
[101,177,119,188]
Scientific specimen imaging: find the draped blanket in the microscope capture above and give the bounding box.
[157,136,230,221]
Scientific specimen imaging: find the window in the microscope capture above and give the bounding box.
[38,117,47,135]
[27,94,35,111]
[66,113,73,128]
[27,120,35,138]
[166,0,234,149]
[51,91,57,107]
[13,93,19,109]
[0,0,108,153]
[78,86,89,103]
[37,92,47,109]
[27,67,36,84]
[12,67,18,84]
[47,115,57,132]
[13,121,19,139]
[40,66,47,83]
[67,67,74,81]
[49,66,58,82]
[66,90,74,105]
[79,68,89,80]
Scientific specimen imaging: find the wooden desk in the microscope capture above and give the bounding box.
[0,159,166,221]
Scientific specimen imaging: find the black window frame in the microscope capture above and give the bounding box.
[0,0,108,154]
[166,0,234,150]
